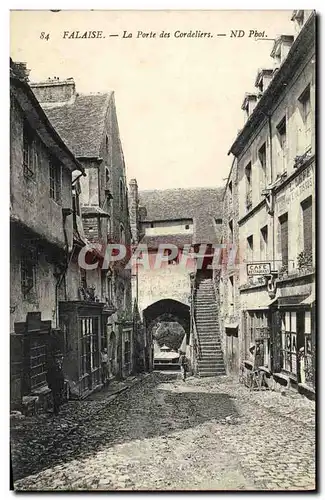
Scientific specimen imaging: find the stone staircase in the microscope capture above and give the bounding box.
[194,276,226,377]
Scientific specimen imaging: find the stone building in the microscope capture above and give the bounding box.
[219,157,242,375]
[128,186,226,377]
[10,60,85,408]
[224,10,316,397]
[29,79,135,390]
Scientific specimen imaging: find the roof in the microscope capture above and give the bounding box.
[139,187,224,245]
[81,206,110,218]
[141,233,193,250]
[228,12,315,157]
[33,92,112,158]
[10,60,84,175]
[154,351,179,360]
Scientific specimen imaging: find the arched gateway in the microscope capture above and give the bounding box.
[143,299,190,369]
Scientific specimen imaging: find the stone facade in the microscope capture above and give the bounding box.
[31,79,135,384]
[224,10,316,394]
[10,61,83,409]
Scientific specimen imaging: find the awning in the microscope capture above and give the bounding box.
[300,291,315,305]
[225,322,239,329]
[246,298,278,310]
[278,294,309,308]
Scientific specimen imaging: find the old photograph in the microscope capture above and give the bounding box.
[10,9,316,491]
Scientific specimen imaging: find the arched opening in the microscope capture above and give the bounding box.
[143,299,190,370]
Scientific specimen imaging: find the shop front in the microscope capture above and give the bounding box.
[59,301,112,398]
[277,293,315,389]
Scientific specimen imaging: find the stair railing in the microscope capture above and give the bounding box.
[190,272,202,362]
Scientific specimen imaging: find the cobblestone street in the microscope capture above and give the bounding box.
[12,372,315,491]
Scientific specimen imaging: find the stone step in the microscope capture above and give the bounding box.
[198,372,226,378]
[199,360,224,365]
[198,369,226,374]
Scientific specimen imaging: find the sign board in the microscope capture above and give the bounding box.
[247,263,271,276]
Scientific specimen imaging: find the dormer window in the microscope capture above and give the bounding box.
[255,69,274,94]
[270,35,294,67]
[241,93,258,119]
[291,10,304,29]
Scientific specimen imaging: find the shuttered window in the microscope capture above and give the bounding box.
[279,213,288,268]
[302,196,312,254]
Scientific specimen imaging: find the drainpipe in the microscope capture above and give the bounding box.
[54,208,73,327]
[268,114,276,270]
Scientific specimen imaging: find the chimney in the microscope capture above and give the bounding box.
[30,77,76,105]
[128,179,139,245]
[270,35,294,68]
[241,93,258,121]
[255,69,274,94]
[10,60,31,82]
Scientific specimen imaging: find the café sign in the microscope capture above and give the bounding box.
[247,263,271,276]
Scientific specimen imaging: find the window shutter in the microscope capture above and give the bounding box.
[279,213,288,267]
[302,197,312,254]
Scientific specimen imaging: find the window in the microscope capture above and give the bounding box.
[21,247,36,298]
[301,196,312,255]
[105,135,109,154]
[276,116,287,174]
[281,311,298,375]
[245,162,252,210]
[105,167,110,188]
[124,330,131,373]
[247,235,253,262]
[119,179,124,211]
[49,160,62,203]
[229,275,234,313]
[164,248,179,265]
[80,317,100,386]
[260,225,268,261]
[120,224,125,244]
[185,224,190,230]
[228,220,233,244]
[107,217,111,240]
[215,218,222,225]
[279,213,288,268]
[101,270,107,299]
[30,338,47,390]
[258,143,267,188]
[72,190,80,217]
[23,120,38,179]
[299,85,312,151]
[80,268,87,289]
[150,222,154,228]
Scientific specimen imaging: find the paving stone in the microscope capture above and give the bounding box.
[11,372,315,491]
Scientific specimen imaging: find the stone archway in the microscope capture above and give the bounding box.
[143,299,190,358]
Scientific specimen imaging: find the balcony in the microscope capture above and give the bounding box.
[294,148,312,169]
[277,251,314,282]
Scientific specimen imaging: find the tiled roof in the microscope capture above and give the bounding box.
[141,233,193,250]
[40,93,112,158]
[139,187,224,245]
